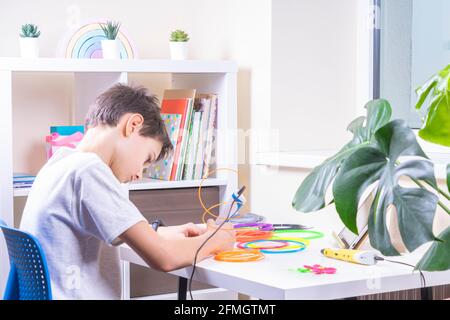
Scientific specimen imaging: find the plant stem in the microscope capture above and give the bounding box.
[437,200,450,216]
[394,160,450,201]
[429,183,450,201]
[410,177,450,215]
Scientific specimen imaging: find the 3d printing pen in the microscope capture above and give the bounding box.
[321,248,385,266]
[215,186,246,225]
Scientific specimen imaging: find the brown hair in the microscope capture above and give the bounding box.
[85,84,173,162]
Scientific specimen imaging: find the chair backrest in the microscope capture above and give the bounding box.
[0,220,52,300]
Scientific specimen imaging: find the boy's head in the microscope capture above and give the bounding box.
[85,84,173,183]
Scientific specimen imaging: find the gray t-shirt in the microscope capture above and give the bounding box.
[20,147,146,300]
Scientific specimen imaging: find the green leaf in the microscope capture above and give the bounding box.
[20,23,40,38]
[447,164,450,193]
[416,227,450,271]
[99,21,120,40]
[368,185,400,256]
[332,147,386,234]
[374,119,428,160]
[333,120,438,255]
[364,99,393,141]
[292,99,392,212]
[415,76,438,111]
[170,29,189,42]
[346,116,365,134]
[418,95,450,147]
[415,64,450,147]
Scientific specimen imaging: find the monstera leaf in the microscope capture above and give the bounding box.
[292,99,392,212]
[415,64,450,147]
[332,120,439,256]
[447,164,450,193]
[415,226,450,271]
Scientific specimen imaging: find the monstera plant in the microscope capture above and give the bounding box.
[292,98,450,271]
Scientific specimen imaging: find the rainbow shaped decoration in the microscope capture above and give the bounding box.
[65,23,135,59]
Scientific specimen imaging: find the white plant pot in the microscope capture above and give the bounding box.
[19,37,39,58]
[169,41,188,60]
[101,39,121,59]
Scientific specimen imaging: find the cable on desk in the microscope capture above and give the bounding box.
[374,256,427,288]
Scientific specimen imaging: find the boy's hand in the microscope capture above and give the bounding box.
[157,223,207,239]
[204,219,236,254]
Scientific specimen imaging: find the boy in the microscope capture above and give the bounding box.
[20,84,235,300]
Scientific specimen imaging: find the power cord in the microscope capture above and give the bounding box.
[374,256,427,288]
[188,186,245,300]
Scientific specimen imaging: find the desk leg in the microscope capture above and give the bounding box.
[178,277,188,300]
[421,287,433,300]
[121,261,130,300]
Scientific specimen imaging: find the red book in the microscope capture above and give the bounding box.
[160,99,191,180]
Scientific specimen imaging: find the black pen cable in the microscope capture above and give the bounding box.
[188,186,245,300]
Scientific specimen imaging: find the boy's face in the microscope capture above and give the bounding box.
[112,114,163,183]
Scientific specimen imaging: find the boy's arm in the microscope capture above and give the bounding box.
[158,223,207,239]
[119,221,235,272]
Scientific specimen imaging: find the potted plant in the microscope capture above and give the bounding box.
[19,23,41,58]
[99,21,121,59]
[169,29,189,60]
[291,65,450,271]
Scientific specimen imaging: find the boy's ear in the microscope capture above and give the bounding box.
[124,113,144,137]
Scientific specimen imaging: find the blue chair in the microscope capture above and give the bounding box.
[0,219,52,300]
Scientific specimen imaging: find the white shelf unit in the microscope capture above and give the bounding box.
[13,178,229,197]
[0,57,238,299]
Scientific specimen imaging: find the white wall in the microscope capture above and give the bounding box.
[251,0,359,229]
[270,0,359,152]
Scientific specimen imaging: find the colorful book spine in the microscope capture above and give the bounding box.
[175,98,194,180]
[202,94,218,178]
[13,173,36,188]
[158,96,194,181]
[147,113,182,180]
[194,95,212,180]
[184,111,202,180]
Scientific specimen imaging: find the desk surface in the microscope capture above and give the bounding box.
[119,231,450,300]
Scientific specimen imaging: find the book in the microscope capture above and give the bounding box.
[147,113,182,180]
[193,94,213,180]
[202,94,218,179]
[13,173,36,179]
[13,173,36,187]
[184,111,202,180]
[159,89,196,180]
[177,98,195,180]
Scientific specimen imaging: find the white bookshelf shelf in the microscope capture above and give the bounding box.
[128,178,228,191]
[0,57,237,74]
[13,188,31,197]
[13,178,229,197]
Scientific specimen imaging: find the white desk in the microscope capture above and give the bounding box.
[119,231,450,300]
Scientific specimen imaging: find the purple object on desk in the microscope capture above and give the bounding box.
[233,223,273,231]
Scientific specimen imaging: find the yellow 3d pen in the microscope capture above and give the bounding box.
[321,248,378,265]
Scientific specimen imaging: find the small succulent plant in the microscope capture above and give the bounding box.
[99,21,121,40]
[20,24,41,38]
[170,29,189,42]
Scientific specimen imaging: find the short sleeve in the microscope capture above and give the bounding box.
[76,162,147,246]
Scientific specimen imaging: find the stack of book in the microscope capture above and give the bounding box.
[147,89,218,181]
[13,173,36,189]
